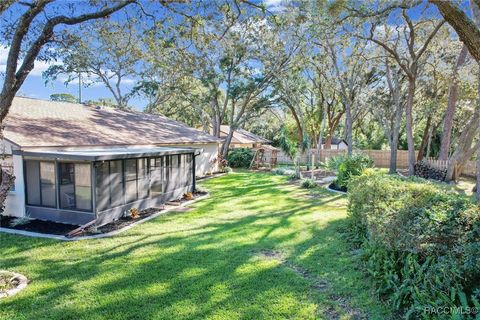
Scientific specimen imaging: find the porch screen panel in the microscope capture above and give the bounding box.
[185,154,193,185]
[96,162,110,212]
[59,163,75,209]
[125,159,137,203]
[75,163,92,210]
[110,160,124,207]
[137,158,149,199]
[167,155,180,192]
[25,160,40,205]
[40,162,56,207]
[150,157,163,196]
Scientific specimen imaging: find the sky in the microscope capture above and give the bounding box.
[0,0,283,111]
[0,0,465,111]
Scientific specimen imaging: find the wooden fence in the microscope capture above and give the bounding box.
[274,149,477,176]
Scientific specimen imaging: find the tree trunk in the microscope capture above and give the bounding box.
[316,106,327,167]
[430,0,480,63]
[417,114,432,161]
[288,104,304,144]
[405,79,417,175]
[324,134,332,149]
[221,127,235,158]
[439,44,469,160]
[0,168,15,214]
[476,149,480,201]
[345,100,353,155]
[389,101,403,174]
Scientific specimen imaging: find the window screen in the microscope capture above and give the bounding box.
[75,163,92,211]
[26,160,41,205]
[40,162,56,207]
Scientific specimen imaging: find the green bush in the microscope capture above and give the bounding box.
[347,172,480,318]
[326,153,374,189]
[301,179,317,189]
[226,148,254,168]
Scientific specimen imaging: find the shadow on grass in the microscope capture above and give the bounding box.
[0,171,390,320]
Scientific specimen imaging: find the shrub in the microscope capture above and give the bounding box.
[226,148,254,168]
[326,153,374,189]
[347,172,480,318]
[223,166,233,173]
[9,216,30,227]
[287,173,298,181]
[301,179,317,189]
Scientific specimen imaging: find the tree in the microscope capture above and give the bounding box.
[44,19,143,109]
[0,0,137,122]
[50,93,77,103]
[368,56,405,173]
[438,45,469,160]
[362,10,445,175]
[0,0,138,213]
[430,0,480,62]
[326,37,374,155]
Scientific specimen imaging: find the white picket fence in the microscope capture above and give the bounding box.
[424,157,476,177]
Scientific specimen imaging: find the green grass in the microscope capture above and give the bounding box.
[0,171,393,319]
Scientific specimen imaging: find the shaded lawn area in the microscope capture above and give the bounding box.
[0,172,393,319]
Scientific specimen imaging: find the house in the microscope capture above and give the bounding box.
[321,137,348,150]
[1,97,222,226]
[219,125,270,149]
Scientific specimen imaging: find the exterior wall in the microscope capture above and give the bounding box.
[320,143,348,150]
[337,142,348,150]
[172,143,220,176]
[230,143,255,149]
[4,154,26,218]
[96,184,191,226]
[95,154,195,226]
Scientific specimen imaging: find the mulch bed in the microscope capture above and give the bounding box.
[1,191,208,237]
[328,182,347,193]
[0,215,77,235]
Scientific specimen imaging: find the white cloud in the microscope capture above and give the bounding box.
[0,46,59,77]
[264,0,288,12]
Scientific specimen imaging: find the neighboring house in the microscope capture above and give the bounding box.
[321,137,348,150]
[219,125,270,149]
[1,97,222,226]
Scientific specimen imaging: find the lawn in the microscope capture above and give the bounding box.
[0,171,393,319]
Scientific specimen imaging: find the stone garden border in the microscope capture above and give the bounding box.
[0,272,28,299]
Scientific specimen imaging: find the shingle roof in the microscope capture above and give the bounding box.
[329,137,348,145]
[4,97,221,148]
[220,125,270,144]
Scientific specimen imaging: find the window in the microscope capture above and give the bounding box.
[40,162,56,207]
[137,158,149,199]
[125,158,149,203]
[59,163,75,209]
[26,161,40,205]
[109,160,123,207]
[25,160,56,207]
[59,162,92,211]
[125,159,137,203]
[150,157,163,196]
[75,163,92,211]
[95,162,110,212]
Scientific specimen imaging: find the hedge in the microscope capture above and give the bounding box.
[347,171,480,319]
[226,148,254,168]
